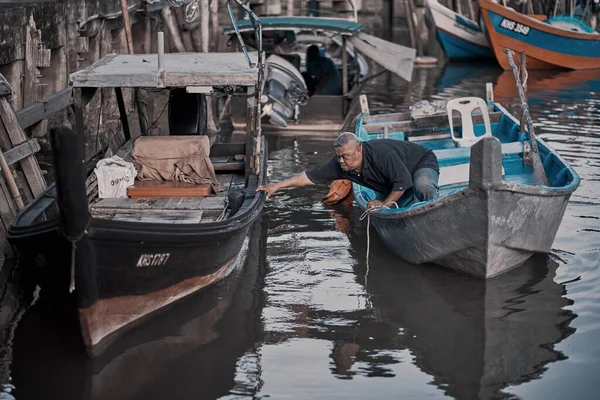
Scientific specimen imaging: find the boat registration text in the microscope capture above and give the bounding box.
[137,253,170,267]
[500,18,530,35]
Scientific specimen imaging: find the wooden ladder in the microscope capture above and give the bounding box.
[0,74,47,251]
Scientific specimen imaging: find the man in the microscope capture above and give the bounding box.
[257,132,439,209]
[304,45,342,96]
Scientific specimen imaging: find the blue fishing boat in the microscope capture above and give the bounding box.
[427,0,494,59]
[352,54,580,278]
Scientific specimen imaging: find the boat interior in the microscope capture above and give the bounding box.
[238,29,367,90]
[356,98,579,206]
[14,90,253,228]
[87,138,249,225]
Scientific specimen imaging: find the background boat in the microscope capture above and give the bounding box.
[427,0,494,59]
[479,0,600,69]
[224,16,415,133]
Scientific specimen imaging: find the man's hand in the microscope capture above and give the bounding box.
[367,200,384,210]
[256,172,315,200]
[256,184,278,199]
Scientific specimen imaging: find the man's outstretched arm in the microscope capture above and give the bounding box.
[256,172,315,199]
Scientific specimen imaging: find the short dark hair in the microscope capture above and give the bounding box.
[334,132,361,148]
[307,45,320,60]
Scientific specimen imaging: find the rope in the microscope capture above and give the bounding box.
[359,201,398,287]
[63,224,89,294]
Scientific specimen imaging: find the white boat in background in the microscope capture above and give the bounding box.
[427,0,494,59]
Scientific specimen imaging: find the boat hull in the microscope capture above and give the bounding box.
[78,233,251,356]
[369,183,571,278]
[479,0,600,70]
[428,0,493,59]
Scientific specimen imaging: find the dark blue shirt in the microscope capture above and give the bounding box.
[306,139,438,195]
[306,56,342,96]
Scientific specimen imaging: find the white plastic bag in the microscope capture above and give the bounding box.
[94,156,137,198]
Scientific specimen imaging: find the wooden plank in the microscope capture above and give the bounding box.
[3,139,40,166]
[212,161,245,171]
[348,32,415,81]
[16,87,73,129]
[23,16,38,109]
[112,210,203,224]
[90,197,130,209]
[176,198,203,210]
[216,173,233,192]
[210,143,245,157]
[362,105,495,125]
[0,97,46,197]
[199,197,228,210]
[69,53,260,88]
[433,141,523,161]
[127,180,212,199]
[363,112,407,124]
[229,174,246,194]
[364,111,503,135]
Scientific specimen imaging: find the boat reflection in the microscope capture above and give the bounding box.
[11,216,268,400]
[494,69,600,105]
[324,205,577,398]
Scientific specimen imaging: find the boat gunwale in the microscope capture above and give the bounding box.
[222,16,363,36]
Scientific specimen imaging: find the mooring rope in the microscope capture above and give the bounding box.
[62,223,89,294]
[359,202,398,286]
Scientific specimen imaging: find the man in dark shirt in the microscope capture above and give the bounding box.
[304,45,342,96]
[257,132,439,209]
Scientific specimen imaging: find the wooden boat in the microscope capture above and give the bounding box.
[7,1,268,356]
[427,0,494,59]
[224,15,415,133]
[12,214,268,399]
[352,77,580,278]
[479,0,600,69]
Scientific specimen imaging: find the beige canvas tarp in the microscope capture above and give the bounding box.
[131,136,220,193]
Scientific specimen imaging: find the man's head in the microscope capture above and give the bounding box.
[306,45,320,61]
[334,132,363,172]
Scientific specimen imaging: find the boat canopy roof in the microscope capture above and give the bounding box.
[69,52,260,88]
[223,16,362,35]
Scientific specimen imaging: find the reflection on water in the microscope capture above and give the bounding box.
[5,63,600,399]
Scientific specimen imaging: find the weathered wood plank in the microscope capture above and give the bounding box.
[212,160,245,171]
[0,98,46,197]
[216,173,233,189]
[210,143,245,157]
[112,210,203,224]
[90,197,130,209]
[69,53,260,88]
[16,87,73,129]
[199,197,228,210]
[364,111,504,135]
[3,139,40,166]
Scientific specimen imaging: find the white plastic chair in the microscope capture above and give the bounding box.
[447,97,492,147]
